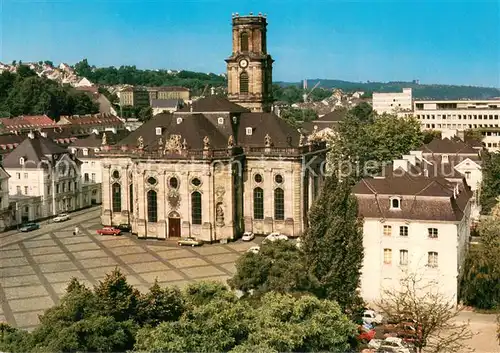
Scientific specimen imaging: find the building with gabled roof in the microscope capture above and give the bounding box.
[354,152,473,305]
[2,132,84,217]
[98,14,327,241]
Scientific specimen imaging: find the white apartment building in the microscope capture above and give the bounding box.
[372,88,413,114]
[413,99,500,151]
[355,155,472,305]
[3,133,83,216]
[68,134,104,205]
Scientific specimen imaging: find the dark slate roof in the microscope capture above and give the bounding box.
[354,172,472,221]
[420,138,478,155]
[151,99,182,108]
[118,113,228,150]
[178,96,249,113]
[2,134,69,168]
[316,109,346,122]
[238,112,301,148]
[70,131,131,148]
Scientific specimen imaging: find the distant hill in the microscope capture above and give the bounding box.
[276,79,500,100]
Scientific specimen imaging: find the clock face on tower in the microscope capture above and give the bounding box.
[239,59,248,68]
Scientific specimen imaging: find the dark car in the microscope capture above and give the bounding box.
[20,223,40,232]
[117,224,131,232]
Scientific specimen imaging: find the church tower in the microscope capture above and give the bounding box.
[225,13,274,113]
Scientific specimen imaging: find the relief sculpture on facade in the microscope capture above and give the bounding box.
[216,202,225,227]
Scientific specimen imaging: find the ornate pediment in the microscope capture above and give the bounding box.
[164,134,183,154]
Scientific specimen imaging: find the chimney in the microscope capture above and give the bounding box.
[402,154,416,166]
[393,159,409,172]
[190,105,193,112]
[27,131,35,139]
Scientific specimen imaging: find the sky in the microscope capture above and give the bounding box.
[0,0,499,87]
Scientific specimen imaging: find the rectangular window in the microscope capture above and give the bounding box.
[428,252,438,267]
[16,173,20,179]
[399,226,409,236]
[84,173,89,182]
[91,173,96,182]
[56,184,59,193]
[428,228,438,239]
[24,186,28,195]
[384,249,392,264]
[399,250,408,265]
[24,173,28,179]
[383,225,392,236]
[16,186,21,194]
[465,171,471,179]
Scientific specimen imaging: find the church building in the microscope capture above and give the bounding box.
[99,14,327,241]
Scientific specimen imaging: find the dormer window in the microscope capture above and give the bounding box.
[155,127,162,135]
[218,117,224,125]
[390,197,401,209]
[176,117,182,124]
[19,157,24,165]
[442,154,449,163]
[83,148,88,156]
[71,148,76,154]
[94,148,99,152]
[246,127,253,136]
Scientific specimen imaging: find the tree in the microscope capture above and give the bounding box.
[280,107,317,124]
[228,241,317,296]
[243,292,357,352]
[134,282,253,352]
[136,280,185,326]
[93,268,141,322]
[479,151,500,214]
[0,323,33,353]
[302,175,365,314]
[464,129,484,143]
[378,273,473,353]
[459,210,500,309]
[423,130,442,144]
[329,108,423,179]
[138,106,153,122]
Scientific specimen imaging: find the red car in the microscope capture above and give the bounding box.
[357,325,376,343]
[97,227,121,236]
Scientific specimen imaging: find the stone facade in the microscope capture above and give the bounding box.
[226,14,273,113]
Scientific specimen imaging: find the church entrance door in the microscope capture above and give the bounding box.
[168,218,181,238]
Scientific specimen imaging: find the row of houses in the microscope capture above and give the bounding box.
[0,113,132,230]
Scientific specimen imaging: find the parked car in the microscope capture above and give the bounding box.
[247,246,260,254]
[116,224,131,232]
[53,213,70,222]
[177,237,203,247]
[96,227,121,236]
[242,231,255,241]
[357,325,376,343]
[264,232,289,242]
[363,309,383,325]
[20,223,40,232]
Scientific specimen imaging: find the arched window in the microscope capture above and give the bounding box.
[240,72,249,94]
[129,184,134,214]
[147,190,157,223]
[274,188,285,220]
[112,183,121,212]
[253,187,264,220]
[191,192,202,225]
[240,32,249,51]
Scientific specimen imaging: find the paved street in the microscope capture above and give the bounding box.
[0,207,258,330]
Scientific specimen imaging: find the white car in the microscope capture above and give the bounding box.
[378,337,412,353]
[362,309,383,325]
[53,213,70,222]
[264,232,289,242]
[247,246,260,254]
[242,232,255,241]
